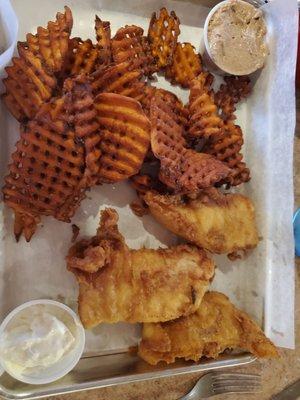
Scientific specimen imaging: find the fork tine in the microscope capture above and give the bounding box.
[212,373,261,380]
[213,382,261,389]
[213,385,262,395]
[211,372,261,395]
[212,377,261,386]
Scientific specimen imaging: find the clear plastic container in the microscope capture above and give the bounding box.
[202,0,266,76]
[0,0,18,90]
[0,300,85,385]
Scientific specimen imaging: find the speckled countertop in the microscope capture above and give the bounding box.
[48,96,300,400]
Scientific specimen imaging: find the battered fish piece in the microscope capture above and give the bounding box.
[138,291,278,365]
[67,208,215,328]
[143,189,259,254]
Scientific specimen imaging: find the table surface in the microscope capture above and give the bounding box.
[48,96,300,400]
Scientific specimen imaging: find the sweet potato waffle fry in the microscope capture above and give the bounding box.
[188,72,224,144]
[3,76,102,241]
[63,38,100,76]
[150,91,231,193]
[2,5,254,246]
[3,45,57,121]
[215,76,251,121]
[94,93,151,183]
[24,6,73,74]
[204,121,250,186]
[3,100,86,241]
[148,7,180,69]
[112,25,156,76]
[64,77,102,186]
[95,16,112,65]
[91,61,145,101]
[165,43,202,88]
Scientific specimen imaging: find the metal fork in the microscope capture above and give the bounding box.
[178,372,262,399]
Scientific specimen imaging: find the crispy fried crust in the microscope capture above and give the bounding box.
[94,93,151,183]
[144,189,259,254]
[25,6,73,73]
[67,208,215,327]
[3,45,57,121]
[95,16,112,65]
[148,7,180,69]
[91,61,145,101]
[139,291,278,365]
[2,77,101,241]
[112,25,156,75]
[150,91,230,193]
[215,76,251,121]
[188,72,224,143]
[165,43,202,88]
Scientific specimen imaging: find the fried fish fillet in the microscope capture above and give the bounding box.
[67,208,215,328]
[138,291,278,365]
[143,189,259,254]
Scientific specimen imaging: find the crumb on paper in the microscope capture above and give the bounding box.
[71,224,80,243]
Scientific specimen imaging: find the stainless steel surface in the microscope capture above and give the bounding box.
[0,353,255,399]
[271,379,300,400]
[178,372,261,399]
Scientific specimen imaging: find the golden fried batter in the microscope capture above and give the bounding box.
[67,208,215,328]
[143,189,259,254]
[139,291,278,365]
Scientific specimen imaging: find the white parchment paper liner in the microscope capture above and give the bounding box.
[0,0,296,353]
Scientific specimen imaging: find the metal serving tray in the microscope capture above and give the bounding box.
[0,0,296,397]
[0,353,255,399]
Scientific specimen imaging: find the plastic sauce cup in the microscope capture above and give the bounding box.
[202,0,266,76]
[0,300,85,385]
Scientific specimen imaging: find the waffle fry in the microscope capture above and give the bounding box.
[63,76,102,186]
[95,16,112,65]
[215,76,251,121]
[63,38,100,76]
[94,93,151,183]
[3,45,57,121]
[140,86,188,126]
[131,174,154,197]
[204,122,250,187]
[112,25,156,75]
[91,61,145,101]
[148,8,180,69]
[2,77,101,241]
[3,110,86,241]
[150,92,231,193]
[25,6,73,73]
[188,72,224,144]
[165,43,202,88]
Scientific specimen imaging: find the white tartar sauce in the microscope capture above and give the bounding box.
[0,310,75,374]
